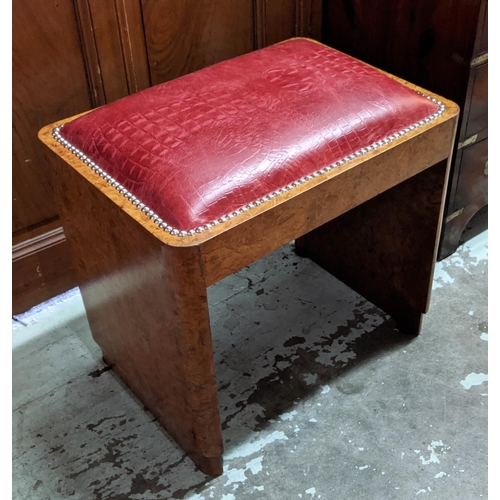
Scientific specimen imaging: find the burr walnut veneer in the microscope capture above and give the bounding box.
[39,39,459,475]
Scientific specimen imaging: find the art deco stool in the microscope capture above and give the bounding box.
[39,38,458,476]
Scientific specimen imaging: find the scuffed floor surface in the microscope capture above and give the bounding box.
[13,231,487,500]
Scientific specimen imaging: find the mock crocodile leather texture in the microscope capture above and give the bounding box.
[60,38,439,231]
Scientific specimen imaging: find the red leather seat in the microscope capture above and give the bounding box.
[54,38,442,237]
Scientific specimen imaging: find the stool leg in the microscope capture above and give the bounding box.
[55,166,223,475]
[295,160,449,336]
[91,244,224,476]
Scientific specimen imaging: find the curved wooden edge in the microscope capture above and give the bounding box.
[38,40,460,249]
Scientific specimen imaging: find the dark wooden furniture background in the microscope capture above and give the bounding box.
[13,0,487,313]
[12,0,322,314]
[322,0,488,259]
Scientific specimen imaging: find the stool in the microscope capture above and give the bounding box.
[39,38,458,476]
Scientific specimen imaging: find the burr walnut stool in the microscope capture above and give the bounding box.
[39,38,459,476]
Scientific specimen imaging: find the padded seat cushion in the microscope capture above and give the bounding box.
[54,38,444,237]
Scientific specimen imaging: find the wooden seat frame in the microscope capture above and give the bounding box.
[39,59,459,476]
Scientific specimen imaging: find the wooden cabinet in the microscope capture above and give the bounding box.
[322,0,488,260]
[13,0,93,313]
[441,2,488,258]
[12,0,322,314]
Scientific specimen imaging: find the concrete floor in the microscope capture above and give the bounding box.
[13,230,487,500]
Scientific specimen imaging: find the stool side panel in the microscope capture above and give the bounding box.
[53,158,223,468]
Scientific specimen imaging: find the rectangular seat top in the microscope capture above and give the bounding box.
[52,38,444,238]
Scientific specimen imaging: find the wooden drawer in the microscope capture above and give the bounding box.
[463,62,488,141]
[454,138,488,212]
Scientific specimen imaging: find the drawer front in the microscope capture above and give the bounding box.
[454,138,488,212]
[464,62,488,140]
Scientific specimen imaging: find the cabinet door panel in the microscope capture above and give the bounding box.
[454,139,488,212]
[142,0,255,85]
[464,63,488,140]
[256,0,297,47]
[13,0,93,232]
[475,0,487,57]
[322,0,481,106]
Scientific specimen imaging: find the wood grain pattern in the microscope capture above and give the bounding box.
[86,0,129,103]
[322,0,481,106]
[255,0,297,47]
[142,0,255,85]
[73,0,151,105]
[114,0,152,94]
[474,0,488,58]
[12,0,95,313]
[302,0,323,40]
[12,0,93,232]
[454,139,488,213]
[255,0,322,48]
[53,155,223,475]
[73,0,107,107]
[463,63,487,141]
